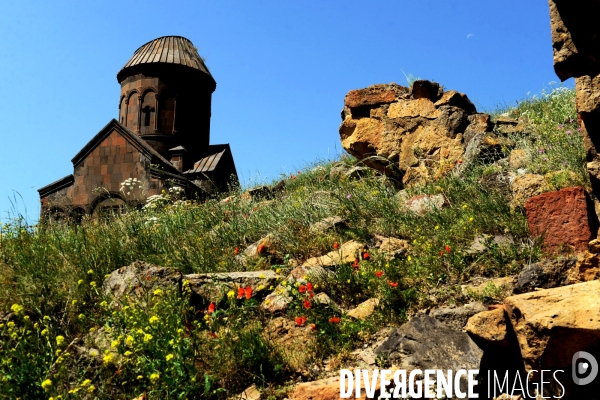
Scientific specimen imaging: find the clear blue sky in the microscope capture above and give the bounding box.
[0,0,572,222]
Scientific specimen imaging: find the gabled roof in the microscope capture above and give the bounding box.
[117,36,214,83]
[71,119,180,174]
[38,174,74,197]
[184,149,226,174]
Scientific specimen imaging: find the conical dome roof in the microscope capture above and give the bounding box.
[117,36,214,82]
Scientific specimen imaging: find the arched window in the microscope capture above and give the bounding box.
[140,90,156,134]
[119,96,127,125]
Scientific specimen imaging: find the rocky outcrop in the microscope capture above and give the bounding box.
[347,298,379,320]
[548,0,600,81]
[302,240,365,268]
[339,80,491,183]
[524,186,597,253]
[567,239,600,283]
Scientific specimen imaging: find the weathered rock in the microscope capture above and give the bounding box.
[493,117,526,135]
[548,0,600,81]
[244,234,278,258]
[375,315,483,394]
[403,193,445,215]
[289,375,360,400]
[410,80,443,101]
[525,186,597,253]
[262,265,331,313]
[310,216,347,233]
[465,307,509,348]
[567,239,600,283]
[303,240,365,267]
[458,133,514,172]
[343,83,406,109]
[184,270,279,303]
[347,298,379,320]
[339,80,480,178]
[576,73,600,161]
[430,301,487,331]
[102,261,182,304]
[466,234,515,255]
[463,113,494,145]
[513,257,577,294]
[243,185,273,202]
[509,173,549,209]
[238,384,261,400]
[508,149,529,169]
[505,280,600,379]
[374,236,410,258]
[264,317,316,373]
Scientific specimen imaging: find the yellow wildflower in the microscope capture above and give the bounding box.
[89,349,99,357]
[166,353,174,361]
[227,290,235,299]
[78,314,85,320]
[90,281,97,288]
[143,333,153,343]
[41,379,52,390]
[56,335,65,346]
[124,351,133,357]
[149,373,160,382]
[78,279,84,285]
[87,269,93,274]
[80,379,92,387]
[149,316,160,325]
[153,288,163,296]
[259,273,265,279]
[87,385,96,393]
[435,225,440,230]
[137,375,144,380]
[10,304,23,314]
[103,353,114,365]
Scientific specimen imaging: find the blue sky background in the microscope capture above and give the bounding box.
[0,0,572,222]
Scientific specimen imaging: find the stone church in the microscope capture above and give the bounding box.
[38,36,238,220]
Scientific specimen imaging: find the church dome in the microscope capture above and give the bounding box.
[116,36,214,83]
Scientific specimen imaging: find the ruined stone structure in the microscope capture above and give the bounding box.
[38,36,238,219]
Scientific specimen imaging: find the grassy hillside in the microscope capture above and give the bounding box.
[0,84,584,399]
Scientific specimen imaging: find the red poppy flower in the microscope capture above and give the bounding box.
[233,247,239,255]
[237,287,245,299]
[458,160,463,164]
[362,252,370,260]
[351,258,360,270]
[257,244,266,254]
[309,291,314,299]
[439,251,445,256]
[245,286,253,299]
[445,245,451,253]
[303,299,312,309]
[311,324,316,331]
[299,285,306,293]
[208,302,215,314]
[295,316,307,326]
[375,271,383,278]
[388,281,399,288]
[253,207,258,211]
[329,317,340,324]
[306,282,313,291]
[333,242,340,250]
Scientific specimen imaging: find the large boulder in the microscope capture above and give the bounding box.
[567,239,600,283]
[524,186,598,253]
[339,80,493,182]
[375,314,483,395]
[505,280,600,397]
[548,0,600,81]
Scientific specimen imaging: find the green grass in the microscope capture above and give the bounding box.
[0,84,586,399]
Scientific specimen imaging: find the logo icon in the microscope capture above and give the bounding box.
[573,351,598,385]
